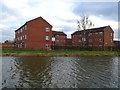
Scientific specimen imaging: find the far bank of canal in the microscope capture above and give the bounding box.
[0,50,120,56]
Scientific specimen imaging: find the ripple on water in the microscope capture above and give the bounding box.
[2,56,119,88]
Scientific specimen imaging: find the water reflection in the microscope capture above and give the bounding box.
[2,56,119,88]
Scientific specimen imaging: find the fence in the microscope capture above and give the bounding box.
[51,45,120,51]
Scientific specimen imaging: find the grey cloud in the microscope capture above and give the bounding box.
[0,2,28,25]
[73,2,118,21]
[1,26,16,42]
[114,29,119,40]
[118,2,120,21]
[1,3,19,20]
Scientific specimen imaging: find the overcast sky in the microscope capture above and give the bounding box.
[0,0,119,42]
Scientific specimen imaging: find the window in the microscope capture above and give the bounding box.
[78,40,81,42]
[82,38,86,41]
[99,32,103,36]
[56,35,59,37]
[25,25,27,30]
[52,37,55,41]
[45,27,50,32]
[79,34,82,37]
[18,44,19,48]
[95,32,98,34]
[56,40,59,42]
[99,38,103,42]
[25,35,27,39]
[89,33,92,36]
[89,39,92,42]
[110,39,112,42]
[45,44,49,48]
[52,35,55,37]
[21,28,22,32]
[110,33,112,36]
[46,36,49,40]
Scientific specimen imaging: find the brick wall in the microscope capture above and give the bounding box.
[15,17,52,50]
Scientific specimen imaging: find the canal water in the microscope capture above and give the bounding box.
[1,56,119,88]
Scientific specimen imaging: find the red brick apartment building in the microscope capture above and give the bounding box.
[15,17,52,50]
[52,31,67,46]
[65,38,72,45]
[71,26,114,46]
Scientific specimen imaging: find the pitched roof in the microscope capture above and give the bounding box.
[15,16,52,32]
[27,16,52,26]
[52,31,67,36]
[71,26,110,35]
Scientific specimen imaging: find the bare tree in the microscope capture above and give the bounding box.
[77,16,94,46]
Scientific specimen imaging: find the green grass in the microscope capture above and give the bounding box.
[0,49,120,55]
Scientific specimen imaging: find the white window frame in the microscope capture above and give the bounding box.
[18,44,19,48]
[89,33,92,36]
[25,35,27,39]
[110,33,112,36]
[110,39,112,42]
[25,25,27,30]
[46,36,49,40]
[21,28,22,32]
[78,40,81,42]
[56,40,59,42]
[89,39,92,42]
[45,27,50,32]
[99,38,103,42]
[79,34,82,37]
[45,44,49,48]
[95,32,98,34]
[82,38,86,41]
[99,32,103,36]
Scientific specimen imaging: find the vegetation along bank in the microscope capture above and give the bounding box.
[0,49,120,56]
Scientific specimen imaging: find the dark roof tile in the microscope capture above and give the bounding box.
[52,31,67,36]
[71,26,109,35]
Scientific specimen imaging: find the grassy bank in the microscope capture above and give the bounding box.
[0,49,120,56]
